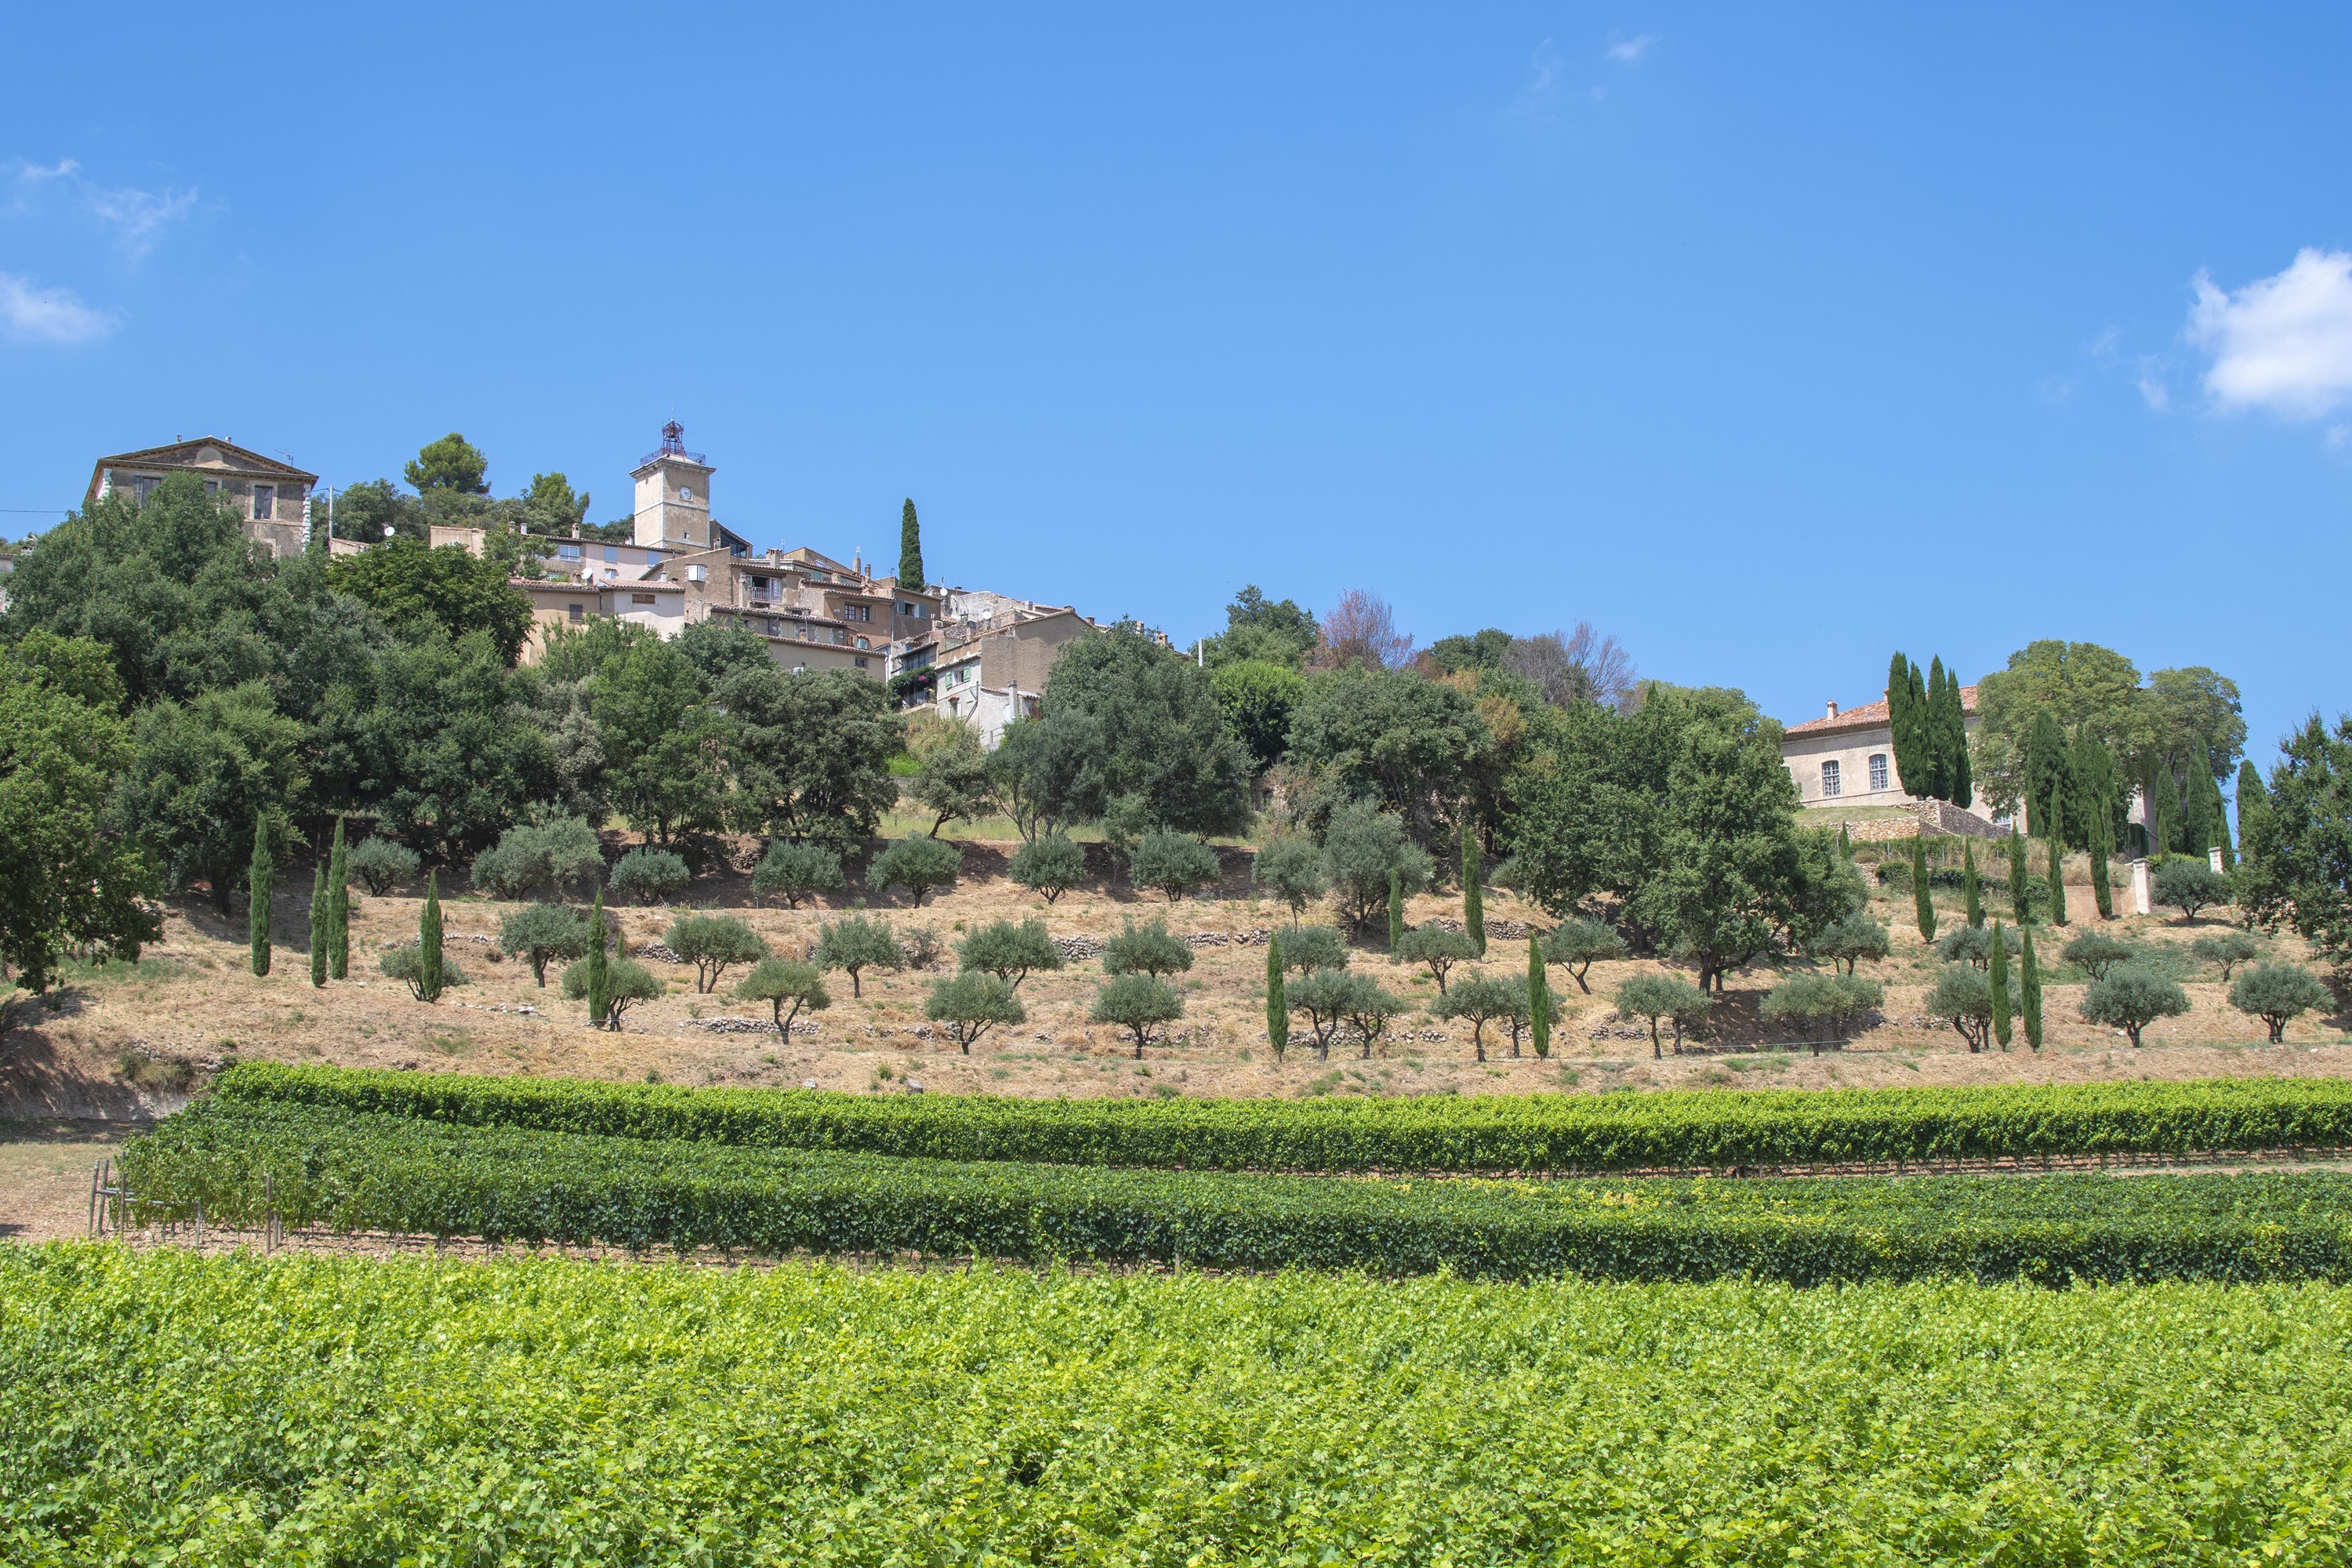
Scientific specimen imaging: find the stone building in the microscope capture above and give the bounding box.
[85,438,318,559]
[901,598,1098,747]
[1779,687,2007,837]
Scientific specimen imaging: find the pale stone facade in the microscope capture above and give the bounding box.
[1779,688,2006,832]
[86,438,318,559]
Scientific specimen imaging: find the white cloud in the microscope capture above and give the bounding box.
[7,155,197,260]
[1608,34,1657,63]
[2188,248,2352,418]
[0,271,118,345]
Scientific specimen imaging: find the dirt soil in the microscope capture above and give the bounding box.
[4,837,2347,1127]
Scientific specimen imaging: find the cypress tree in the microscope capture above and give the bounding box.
[2089,805,2115,920]
[2007,828,2031,926]
[1987,919,2013,1049]
[419,872,445,1002]
[586,888,611,1029]
[1886,652,1918,795]
[1528,934,1551,1059]
[1947,673,1974,809]
[2237,760,2270,869]
[1387,867,1404,954]
[2020,924,2043,1052]
[1962,840,1983,928]
[1911,836,1936,942]
[2147,761,2174,859]
[1904,659,1930,793]
[326,818,350,980]
[1838,823,1852,859]
[308,863,328,989]
[2045,805,2069,927]
[1924,657,1953,800]
[1461,817,1485,956]
[897,499,925,592]
[2027,709,2071,843]
[248,816,275,978]
[1265,935,1288,1058]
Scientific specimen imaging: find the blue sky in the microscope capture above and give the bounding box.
[5,4,2348,768]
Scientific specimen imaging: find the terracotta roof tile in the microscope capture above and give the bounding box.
[1784,684,1976,738]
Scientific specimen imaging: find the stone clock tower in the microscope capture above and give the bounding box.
[631,421,717,550]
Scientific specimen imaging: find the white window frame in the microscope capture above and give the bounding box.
[1820,759,1842,798]
[1868,753,1889,792]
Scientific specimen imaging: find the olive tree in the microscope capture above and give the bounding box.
[735,957,830,1044]
[1090,973,1185,1058]
[1131,831,1222,902]
[1393,925,1478,995]
[1926,963,1998,1053]
[562,955,659,1029]
[811,915,906,997]
[1101,918,1195,979]
[2080,965,2191,1047]
[751,841,845,909]
[1276,924,1349,975]
[666,913,769,993]
[497,902,590,986]
[2060,931,2136,981]
[1613,974,1712,1059]
[1809,912,1889,977]
[1437,975,1521,1063]
[2228,960,2332,1043]
[2153,858,2230,924]
[866,836,962,906]
[925,972,1026,1053]
[1007,833,1087,903]
[1251,834,1327,925]
[2190,930,2263,981]
[957,918,1063,987]
[1321,801,1434,935]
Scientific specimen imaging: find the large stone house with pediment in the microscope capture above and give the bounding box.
[85,438,318,559]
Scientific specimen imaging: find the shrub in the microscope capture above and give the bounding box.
[1544,917,1628,993]
[345,837,419,897]
[1101,919,1194,979]
[1762,973,1884,1051]
[1007,834,1087,904]
[1811,912,1890,976]
[498,903,590,987]
[1091,974,1185,1058]
[1926,964,1998,1053]
[1393,925,1478,994]
[751,841,844,909]
[2230,962,2332,1044]
[1251,834,1327,924]
[2154,858,2231,924]
[469,816,604,902]
[1614,975,1711,1059]
[562,956,659,1029]
[811,916,906,998]
[866,836,962,906]
[379,945,468,1003]
[1936,924,2021,971]
[1321,803,1432,934]
[2192,930,2263,981]
[2060,931,2137,981]
[925,973,1026,1053]
[608,847,691,906]
[898,924,946,971]
[666,913,769,993]
[734,958,829,1044]
[1131,832,1221,902]
[957,919,1062,987]
[2082,966,2193,1047]
[1277,925,1349,975]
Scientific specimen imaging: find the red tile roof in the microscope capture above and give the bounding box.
[1784,684,1976,738]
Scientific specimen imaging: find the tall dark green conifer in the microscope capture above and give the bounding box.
[308,863,328,989]
[1962,840,1982,928]
[1886,652,1919,794]
[2020,925,2044,1051]
[2236,760,2270,868]
[2007,828,2031,926]
[326,819,350,979]
[1528,935,1551,1059]
[2045,804,2069,927]
[1461,818,1485,955]
[1988,920,2013,1049]
[1265,935,1288,1058]
[1387,868,1404,953]
[2027,710,2071,844]
[248,817,275,978]
[1912,836,1936,942]
[2089,806,2114,920]
[586,888,611,1029]
[419,873,445,1002]
[1838,823,1853,859]
[1946,672,1973,808]
[1924,658,1953,800]
[897,499,925,592]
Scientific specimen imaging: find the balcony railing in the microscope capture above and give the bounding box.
[637,447,709,468]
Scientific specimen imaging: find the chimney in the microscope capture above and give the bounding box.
[1825,699,1839,720]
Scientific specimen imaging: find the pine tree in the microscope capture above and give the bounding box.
[2007,828,2031,927]
[1528,934,1551,1059]
[897,499,925,592]
[1988,919,2013,1049]
[1886,652,1918,795]
[1387,867,1404,954]
[586,888,611,1029]
[327,818,350,980]
[419,872,445,1001]
[1265,935,1288,1058]
[1911,836,1936,942]
[248,816,275,978]
[2020,924,2044,1052]
[1962,840,1983,928]
[308,863,328,989]
[1461,817,1485,956]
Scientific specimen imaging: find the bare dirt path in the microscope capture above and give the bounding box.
[0,1121,138,1243]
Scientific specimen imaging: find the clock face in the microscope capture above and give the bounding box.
[679,486,692,501]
